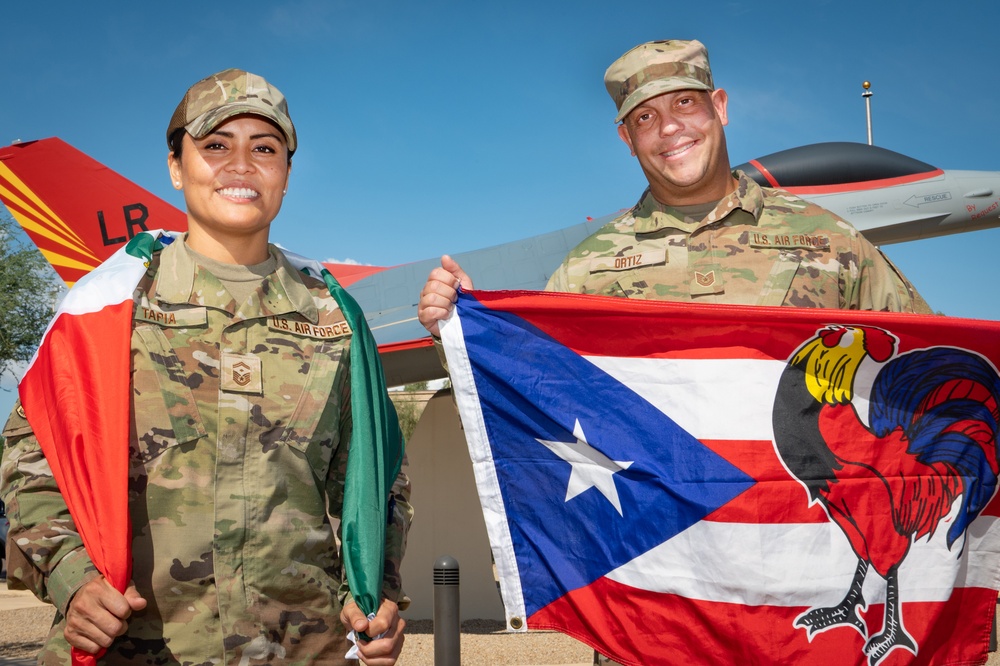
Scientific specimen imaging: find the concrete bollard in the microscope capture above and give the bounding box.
[433,555,461,666]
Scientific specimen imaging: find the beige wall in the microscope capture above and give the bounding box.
[399,389,506,621]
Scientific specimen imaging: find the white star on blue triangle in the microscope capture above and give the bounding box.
[537,419,634,515]
[455,292,755,616]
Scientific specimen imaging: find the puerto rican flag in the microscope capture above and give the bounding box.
[440,289,1000,666]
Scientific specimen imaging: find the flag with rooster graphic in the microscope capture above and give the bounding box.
[441,289,1000,666]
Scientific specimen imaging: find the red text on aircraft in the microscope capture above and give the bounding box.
[971,201,999,221]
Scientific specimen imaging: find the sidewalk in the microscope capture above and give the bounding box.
[0,581,48,613]
[0,578,51,664]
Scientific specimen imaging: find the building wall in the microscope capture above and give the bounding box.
[399,388,506,621]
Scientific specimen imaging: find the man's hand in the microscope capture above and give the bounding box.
[417,255,474,337]
[341,598,405,665]
[65,577,147,653]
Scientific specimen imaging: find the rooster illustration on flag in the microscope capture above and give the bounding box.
[773,325,1000,666]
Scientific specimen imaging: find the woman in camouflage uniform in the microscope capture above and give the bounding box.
[1,69,410,666]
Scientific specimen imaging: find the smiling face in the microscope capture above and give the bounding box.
[167,114,291,263]
[617,88,736,206]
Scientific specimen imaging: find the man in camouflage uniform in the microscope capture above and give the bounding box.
[2,69,411,665]
[417,39,930,665]
[544,40,929,312]
[418,39,929,336]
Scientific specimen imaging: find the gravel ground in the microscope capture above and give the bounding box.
[3,604,999,665]
[0,606,592,665]
[400,620,591,665]
[0,606,55,660]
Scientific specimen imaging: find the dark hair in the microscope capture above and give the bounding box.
[169,129,187,159]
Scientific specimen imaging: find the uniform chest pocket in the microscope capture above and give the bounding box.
[757,252,841,308]
[131,325,207,464]
[613,275,659,299]
[271,340,345,476]
[613,267,688,300]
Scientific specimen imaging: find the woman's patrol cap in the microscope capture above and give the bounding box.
[167,68,297,154]
[604,40,714,123]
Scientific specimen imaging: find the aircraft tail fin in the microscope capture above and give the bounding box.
[0,138,186,286]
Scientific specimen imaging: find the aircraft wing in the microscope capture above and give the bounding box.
[341,216,611,384]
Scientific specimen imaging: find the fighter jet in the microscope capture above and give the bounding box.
[2,138,998,385]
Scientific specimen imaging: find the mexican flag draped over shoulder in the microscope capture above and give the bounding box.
[440,288,1000,666]
[18,230,402,666]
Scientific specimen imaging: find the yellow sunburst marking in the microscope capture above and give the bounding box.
[38,247,99,272]
[0,162,97,261]
[4,201,101,265]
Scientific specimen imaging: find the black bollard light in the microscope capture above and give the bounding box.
[990,602,997,652]
[433,555,461,666]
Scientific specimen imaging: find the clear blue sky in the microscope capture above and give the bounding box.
[2,0,999,411]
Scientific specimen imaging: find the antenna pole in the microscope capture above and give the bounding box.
[862,81,873,145]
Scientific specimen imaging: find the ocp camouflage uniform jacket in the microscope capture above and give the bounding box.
[1,239,412,665]
[547,171,932,313]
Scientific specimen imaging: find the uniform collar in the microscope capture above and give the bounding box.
[632,170,765,234]
[154,237,319,323]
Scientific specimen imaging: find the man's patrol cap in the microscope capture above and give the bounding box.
[167,68,297,154]
[604,40,715,123]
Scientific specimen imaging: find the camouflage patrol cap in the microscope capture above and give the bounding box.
[605,40,714,123]
[167,68,297,153]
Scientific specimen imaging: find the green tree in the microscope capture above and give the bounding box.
[0,211,60,381]
[403,381,429,392]
[391,381,430,442]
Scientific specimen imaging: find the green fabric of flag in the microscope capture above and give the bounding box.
[283,252,404,623]
[318,267,405,620]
